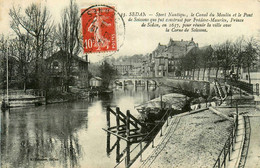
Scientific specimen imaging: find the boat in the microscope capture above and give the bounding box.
[100,89,113,95]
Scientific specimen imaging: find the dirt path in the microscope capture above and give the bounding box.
[142,110,233,168]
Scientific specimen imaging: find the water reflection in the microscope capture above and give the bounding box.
[1,86,172,168]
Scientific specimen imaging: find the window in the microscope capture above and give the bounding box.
[53,61,59,70]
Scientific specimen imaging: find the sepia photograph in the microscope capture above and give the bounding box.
[0,0,260,167]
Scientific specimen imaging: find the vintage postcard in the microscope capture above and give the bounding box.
[0,0,260,168]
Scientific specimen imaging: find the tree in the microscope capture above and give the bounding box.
[185,47,199,80]
[212,44,224,79]
[0,35,19,90]
[99,61,117,89]
[56,0,81,91]
[199,46,213,81]
[222,40,234,81]
[9,3,53,89]
[233,36,245,79]
[243,37,258,84]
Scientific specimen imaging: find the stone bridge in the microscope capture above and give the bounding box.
[114,76,159,88]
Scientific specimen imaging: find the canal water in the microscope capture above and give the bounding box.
[1,86,173,168]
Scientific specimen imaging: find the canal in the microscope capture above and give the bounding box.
[1,86,173,168]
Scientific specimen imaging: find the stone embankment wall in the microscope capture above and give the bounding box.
[157,78,213,96]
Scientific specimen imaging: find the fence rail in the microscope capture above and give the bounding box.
[212,101,239,168]
[1,89,46,98]
[114,108,173,168]
[175,75,260,96]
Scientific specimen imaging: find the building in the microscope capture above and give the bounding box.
[46,50,89,89]
[143,38,198,77]
[154,54,169,77]
[129,62,142,76]
[113,62,132,76]
[89,77,102,87]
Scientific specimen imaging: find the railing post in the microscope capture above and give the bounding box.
[160,94,163,110]
[166,110,169,127]
[106,106,111,154]
[224,143,226,168]
[230,91,233,107]
[236,100,238,125]
[116,107,121,163]
[232,126,234,151]
[140,142,142,161]
[256,83,259,96]
[229,137,231,161]
[125,110,130,167]
[160,126,163,137]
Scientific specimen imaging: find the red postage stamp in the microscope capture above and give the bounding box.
[81,6,117,53]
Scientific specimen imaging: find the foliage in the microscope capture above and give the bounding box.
[9,3,54,89]
[56,0,81,91]
[178,36,259,82]
[99,61,117,88]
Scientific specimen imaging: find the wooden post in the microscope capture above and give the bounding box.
[6,47,9,106]
[235,101,238,143]
[116,107,120,163]
[140,142,142,161]
[160,94,163,110]
[107,106,111,128]
[229,138,231,161]
[125,110,130,167]
[45,90,48,105]
[236,100,238,122]
[230,90,233,107]
[232,127,234,151]
[106,106,111,154]
[160,126,163,137]
[224,144,226,168]
[166,109,169,127]
[256,83,259,96]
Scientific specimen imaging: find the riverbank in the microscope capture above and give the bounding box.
[130,108,233,168]
[131,91,260,168]
[0,86,113,108]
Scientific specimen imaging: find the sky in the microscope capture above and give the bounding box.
[0,0,260,62]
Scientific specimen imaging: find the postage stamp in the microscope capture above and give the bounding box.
[81,6,117,53]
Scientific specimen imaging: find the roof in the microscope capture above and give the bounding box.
[168,39,190,47]
[155,43,167,52]
[46,50,88,63]
[113,62,132,66]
